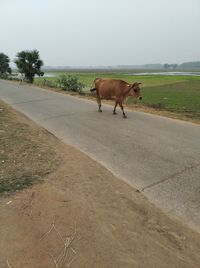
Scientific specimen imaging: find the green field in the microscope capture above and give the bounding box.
[34,72,200,120]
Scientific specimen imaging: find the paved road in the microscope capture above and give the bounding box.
[1,80,200,231]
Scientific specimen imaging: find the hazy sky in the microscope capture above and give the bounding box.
[1,0,200,66]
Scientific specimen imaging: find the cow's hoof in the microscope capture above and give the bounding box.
[123,115,127,118]
[113,111,117,115]
[99,109,102,112]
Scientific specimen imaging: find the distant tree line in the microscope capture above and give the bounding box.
[164,62,200,70]
[163,63,178,70]
[179,61,200,69]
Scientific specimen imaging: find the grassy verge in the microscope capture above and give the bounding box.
[0,100,61,195]
[127,80,200,119]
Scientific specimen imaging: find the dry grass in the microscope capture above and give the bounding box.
[0,99,61,195]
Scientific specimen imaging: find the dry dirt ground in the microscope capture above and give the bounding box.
[0,99,200,268]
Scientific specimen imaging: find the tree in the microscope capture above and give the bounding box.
[0,53,11,75]
[56,75,85,93]
[164,63,178,70]
[15,49,44,83]
[164,63,169,69]
[172,64,178,70]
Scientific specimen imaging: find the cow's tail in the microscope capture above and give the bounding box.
[90,78,100,92]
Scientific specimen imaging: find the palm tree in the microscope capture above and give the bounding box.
[15,50,44,83]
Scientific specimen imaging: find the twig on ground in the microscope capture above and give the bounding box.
[48,252,59,268]
[67,255,77,267]
[6,260,15,268]
[56,244,67,264]
[6,260,11,268]
[41,220,78,268]
[39,220,55,241]
[60,237,70,268]
[70,247,77,254]
[53,224,65,244]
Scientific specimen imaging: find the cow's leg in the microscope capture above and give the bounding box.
[113,100,118,114]
[119,101,127,118]
[96,91,102,112]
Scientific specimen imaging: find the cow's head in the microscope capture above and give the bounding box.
[131,82,142,100]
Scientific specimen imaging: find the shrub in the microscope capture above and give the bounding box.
[56,75,85,93]
[0,73,9,79]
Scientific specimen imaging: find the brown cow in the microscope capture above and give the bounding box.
[90,78,142,118]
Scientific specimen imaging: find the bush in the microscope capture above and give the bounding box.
[56,75,85,93]
[0,73,9,79]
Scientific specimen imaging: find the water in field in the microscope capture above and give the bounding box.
[128,72,200,76]
[39,73,56,78]
[41,71,200,77]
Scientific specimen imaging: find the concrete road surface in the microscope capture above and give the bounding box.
[1,80,200,232]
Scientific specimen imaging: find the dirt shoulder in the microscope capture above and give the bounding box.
[1,99,200,268]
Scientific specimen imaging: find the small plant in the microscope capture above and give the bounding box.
[56,74,85,93]
[0,73,9,79]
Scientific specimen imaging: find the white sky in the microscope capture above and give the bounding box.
[1,0,200,66]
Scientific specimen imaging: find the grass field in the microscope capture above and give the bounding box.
[34,72,200,120]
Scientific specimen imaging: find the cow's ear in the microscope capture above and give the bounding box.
[138,82,142,85]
